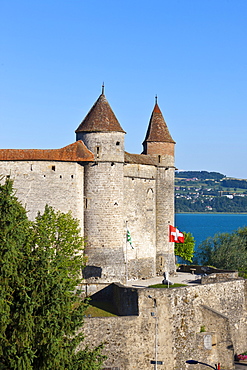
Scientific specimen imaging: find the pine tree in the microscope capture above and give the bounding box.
[0,179,105,370]
[0,178,35,369]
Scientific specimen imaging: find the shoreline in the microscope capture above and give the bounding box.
[176,212,247,215]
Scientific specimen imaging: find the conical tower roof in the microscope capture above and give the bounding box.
[143,101,175,144]
[75,91,125,133]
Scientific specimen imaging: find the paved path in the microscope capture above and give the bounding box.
[127,271,201,288]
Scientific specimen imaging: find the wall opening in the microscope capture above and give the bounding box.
[52,165,56,171]
[85,198,88,209]
[116,141,120,146]
[96,146,100,158]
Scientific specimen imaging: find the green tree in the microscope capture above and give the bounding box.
[174,232,195,263]
[0,178,105,370]
[0,177,35,369]
[195,227,247,273]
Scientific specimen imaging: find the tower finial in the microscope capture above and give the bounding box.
[102,82,105,95]
[155,95,158,105]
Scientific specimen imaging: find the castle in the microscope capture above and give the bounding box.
[0,88,176,284]
[3,90,247,369]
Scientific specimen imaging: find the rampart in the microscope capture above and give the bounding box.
[0,161,84,229]
[81,279,247,370]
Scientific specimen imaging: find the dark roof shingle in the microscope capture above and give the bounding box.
[75,93,125,133]
[143,103,175,144]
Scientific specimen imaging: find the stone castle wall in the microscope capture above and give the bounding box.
[83,160,125,283]
[124,163,157,280]
[156,166,175,274]
[0,160,84,230]
[82,279,247,370]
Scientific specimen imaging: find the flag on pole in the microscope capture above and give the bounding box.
[126,228,134,249]
[169,225,184,243]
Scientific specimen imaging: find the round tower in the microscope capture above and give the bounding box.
[142,98,176,275]
[75,88,126,283]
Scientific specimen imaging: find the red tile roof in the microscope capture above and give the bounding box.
[0,141,94,162]
[143,103,175,144]
[75,93,125,133]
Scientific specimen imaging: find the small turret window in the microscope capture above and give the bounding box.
[52,166,56,171]
[96,146,100,158]
[116,141,120,146]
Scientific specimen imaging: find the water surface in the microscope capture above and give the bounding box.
[175,213,247,252]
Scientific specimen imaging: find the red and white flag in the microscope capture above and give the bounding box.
[169,225,184,243]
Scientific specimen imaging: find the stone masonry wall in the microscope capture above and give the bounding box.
[82,279,247,370]
[156,166,175,275]
[83,160,125,283]
[77,132,125,163]
[124,163,157,280]
[0,161,84,230]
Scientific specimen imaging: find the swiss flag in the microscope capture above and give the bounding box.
[169,225,184,243]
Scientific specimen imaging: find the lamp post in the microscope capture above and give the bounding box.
[186,360,220,369]
[148,295,158,370]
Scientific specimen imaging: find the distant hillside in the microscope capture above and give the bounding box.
[175,171,225,181]
[175,171,247,213]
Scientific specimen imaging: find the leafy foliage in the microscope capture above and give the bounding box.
[194,226,247,273]
[174,232,195,263]
[175,171,225,181]
[221,178,247,189]
[0,178,105,370]
[176,195,247,213]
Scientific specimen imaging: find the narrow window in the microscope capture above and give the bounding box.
[71,175,74,179]
[96,146,100,158]
[52,165,55,171]
[116,141,120,146]
[60,175,62,179]
[158,155,161,163]
[30,164,33,171]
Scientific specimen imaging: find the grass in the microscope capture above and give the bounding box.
[84,301,117,317]
[148,283,187,288]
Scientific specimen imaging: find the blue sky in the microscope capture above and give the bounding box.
[1,0,247,178]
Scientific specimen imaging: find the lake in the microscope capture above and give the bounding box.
[175,213,247,253]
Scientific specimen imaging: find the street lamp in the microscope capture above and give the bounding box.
[148,295,158,370]
[186,360,220,369]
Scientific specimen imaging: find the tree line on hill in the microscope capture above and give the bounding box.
[175,171,225,181]
[175,171,247,213]
[175,196,247,213]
